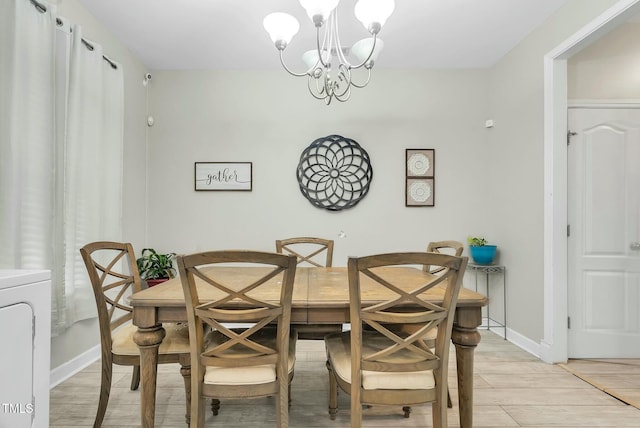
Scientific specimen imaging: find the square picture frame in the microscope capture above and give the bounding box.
[406,149,435,178]
[194,162,252,191]
[406,177,434,207]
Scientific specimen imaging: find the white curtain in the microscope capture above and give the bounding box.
[64,25,124,322]
[0,0,124,334]
[0,0,58,269]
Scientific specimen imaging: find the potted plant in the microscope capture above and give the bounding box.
[136,248,176,287]
[467,236,497,265]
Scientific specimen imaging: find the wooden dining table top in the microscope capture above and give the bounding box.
[130,266,488,315]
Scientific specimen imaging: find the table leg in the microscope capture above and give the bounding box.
[451,306,482,428]
[133,324,165,428]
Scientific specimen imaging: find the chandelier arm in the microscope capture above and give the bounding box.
[316,23,330,69]
[331,9,352,68]
[349,34,379,70]
[307,75,329,101]
[307,73,337,105]
[348,67,372,89]
[279,50,310,78]
[335,86,351,102]
[332,65,351,98]
[316,73,329,97]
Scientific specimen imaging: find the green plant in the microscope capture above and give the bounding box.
[136,248,176,280]
[467,236,488,247]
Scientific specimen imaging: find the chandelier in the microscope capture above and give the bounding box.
[263,0,395,105]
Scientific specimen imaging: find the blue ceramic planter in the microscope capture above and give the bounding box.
[469,245,497,265]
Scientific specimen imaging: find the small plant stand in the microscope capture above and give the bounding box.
[467,263,507,339]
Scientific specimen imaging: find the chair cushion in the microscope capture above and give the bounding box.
[111,322,191,356]
[325,331,435,390]
[203,329,297,386]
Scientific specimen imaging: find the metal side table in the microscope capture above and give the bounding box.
[467,263,506,339]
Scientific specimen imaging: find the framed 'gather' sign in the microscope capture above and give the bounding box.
[405,149,435,206]
[194,162,252,191]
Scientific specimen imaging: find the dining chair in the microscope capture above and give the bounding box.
[275,237,334,267]
[425,240,464,408]
[424,240,464,274]
[324,252,467,428]
[400,240,462,409]
[177,250,298,428]
[79,241,191,428]
[275,237,341,340]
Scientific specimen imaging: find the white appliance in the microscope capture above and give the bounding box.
[0,270,51,428]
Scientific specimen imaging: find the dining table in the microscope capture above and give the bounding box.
[131,265,487,428]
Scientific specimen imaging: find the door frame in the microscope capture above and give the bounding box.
[542,0,640,363]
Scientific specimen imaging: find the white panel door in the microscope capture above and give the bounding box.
[568,107,640,358]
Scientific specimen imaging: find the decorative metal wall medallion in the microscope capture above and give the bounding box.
[296,135,373,211]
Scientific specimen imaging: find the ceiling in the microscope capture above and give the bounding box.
[76,0,571,71]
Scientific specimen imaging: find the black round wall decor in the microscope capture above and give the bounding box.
[296,135,373,211]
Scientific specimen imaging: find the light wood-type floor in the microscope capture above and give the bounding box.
[50,330,640,427]
[561,358,640,410]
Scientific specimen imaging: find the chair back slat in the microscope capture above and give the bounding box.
[361,357,441,373]
[276,237,334,267]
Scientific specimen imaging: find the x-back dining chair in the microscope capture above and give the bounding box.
[416,240,463,409]
[80,241,191,428]
[324,252,467,428]
[275,237,334,267]
[424,240,464,274]
[275,237,341,340]
[177,250,298,428]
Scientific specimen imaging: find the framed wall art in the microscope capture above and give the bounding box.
[194,162,252,191]
[406,178,434,206]
[406,149,434,177]
[405,149,435,207]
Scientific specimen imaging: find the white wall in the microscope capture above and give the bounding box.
[50,0,148,370]
[145,69,491,265]
[487,0,619,343]
[568,21,640,100]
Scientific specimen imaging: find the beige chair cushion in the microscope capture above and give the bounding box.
[203,329,297,386]
[325,331,435,390]
[111,322,191,356]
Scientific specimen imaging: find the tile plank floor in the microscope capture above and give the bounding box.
[561,358,640,410]
[50,331,640,427]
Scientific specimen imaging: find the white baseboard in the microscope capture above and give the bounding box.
[502,327,543,360]
[49,344,100,389]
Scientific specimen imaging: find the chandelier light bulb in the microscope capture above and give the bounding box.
[302,49,332,70]
[299,0,340,26]
[351,38,384,67]
[354,0,395,33]
[263,12,300,49]
[302,50,320,70]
